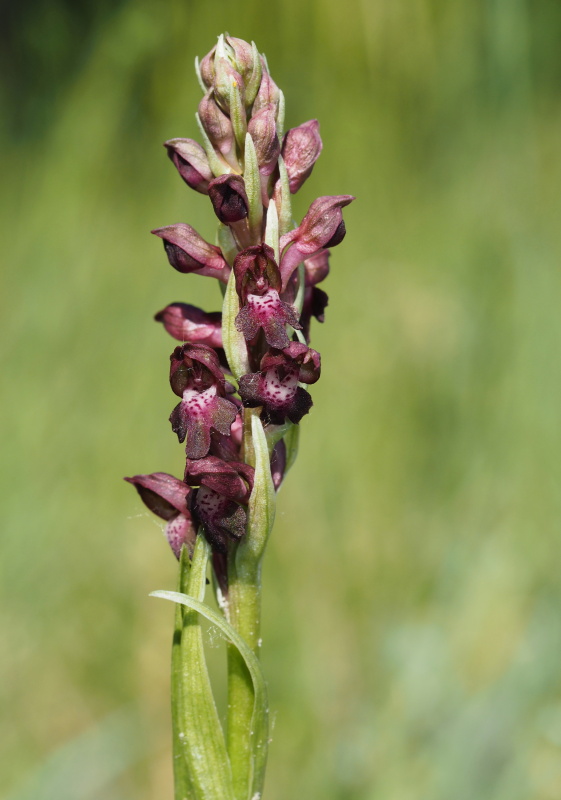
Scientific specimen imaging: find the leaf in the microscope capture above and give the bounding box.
[264,201,279,263]
[243,133,263,238]
[236,413,276,569]
[222,269,250,380]
[168,535,236,800]
[276,156,292,237]
[151,588,270,800]
[171,547,196,800]
[229,80,247,153]
[195,112,230,177]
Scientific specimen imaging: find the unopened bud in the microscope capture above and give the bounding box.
[252,60,281,116]
[281,120,323,193]
[248,104,280,176]
[214,56,245,115]
[198,92,237,166]
[164,138,213,194]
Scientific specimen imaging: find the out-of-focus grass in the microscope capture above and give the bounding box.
[2,1,561,798]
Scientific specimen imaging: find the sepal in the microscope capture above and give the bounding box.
[279,195,354,286]
[155,303,222,347]
[281,120,323,193]
[164,138,213,193]
[123,472,196,558]
[152,223,230,282]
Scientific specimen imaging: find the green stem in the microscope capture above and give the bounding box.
[172,536,235,800]
[171,549,195,800]
[226,555,262,800]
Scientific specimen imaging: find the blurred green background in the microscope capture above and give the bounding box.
[2,0,561,798]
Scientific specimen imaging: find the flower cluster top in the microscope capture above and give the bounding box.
[126,35,354,571]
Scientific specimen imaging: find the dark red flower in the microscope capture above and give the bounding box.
[279,195,354,286]
[124,472,196,559]
[152,223,230,282]
[164,138,213,194]
[233,244,301,349]
[208,174,249,224]
[238,343,321,425]
[169,344,238,459]
[184,457,254,552]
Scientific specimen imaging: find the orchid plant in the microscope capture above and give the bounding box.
[126,34,354,800]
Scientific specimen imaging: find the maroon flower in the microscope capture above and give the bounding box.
[279,195,355,286]
[124,472,195,559]
[208,174,249,224]
[152,223,230,282]
[238,342,321,425]
[281,120,323,193]
[155,303,222,348]
[169,344,238,459]
[185,456,254,552]
[164,138,213,194]
[233,244,301,349]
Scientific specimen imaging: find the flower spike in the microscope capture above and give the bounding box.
[126,34,354,800]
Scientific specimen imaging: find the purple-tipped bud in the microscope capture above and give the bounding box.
[199,36,255,96]
[208,174,249,224]
[214,58,245,114]
[198,92,236,160]
[233,244,301,349]
[152,223,230,282]
[124,472,196,559]
[164,138,213,194]
[238,343,321,425]
[225,37,256,87]
[252,61,281,115]
[185,456,254,552]
[279,195,355,286]
[199,47,216,89]
[248,104,280,176]
[281,120,323,193]
[169,344,238,459]
[155,303,222,348]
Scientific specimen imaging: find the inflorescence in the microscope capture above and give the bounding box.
[126,34,354,575]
